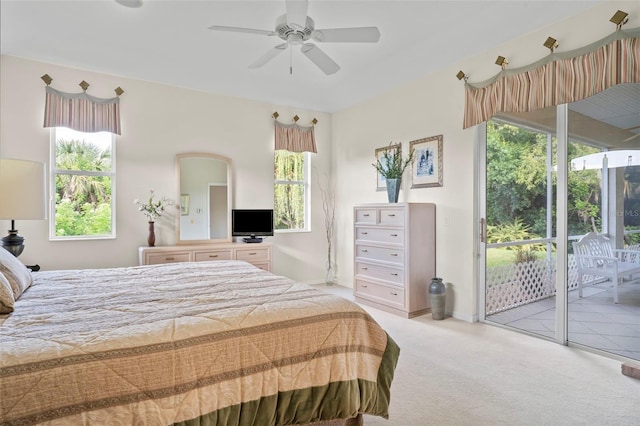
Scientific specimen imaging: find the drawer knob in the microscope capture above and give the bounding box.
[390,273,398,276]
[362,249,368,253]
[166,257,175,261]
[362,267,368,270]
[388,214,396,217]
[390,233,398,237]
[390,292,398,296]
[248,252,257,255]
[363,213,370,217]
[209,255,218,258]
[362,284,368,288]
[361,232,368,235]
[390,253,398,257]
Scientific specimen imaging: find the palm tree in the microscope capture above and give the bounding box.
[55,139,111,208]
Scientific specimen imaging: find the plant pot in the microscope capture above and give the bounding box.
[386,178,401,203]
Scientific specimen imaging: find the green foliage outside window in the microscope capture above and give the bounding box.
[274,150,306,230]
[487,121,605,239]
[54,137,113,237]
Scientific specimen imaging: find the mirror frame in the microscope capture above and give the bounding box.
[176,152,233,244]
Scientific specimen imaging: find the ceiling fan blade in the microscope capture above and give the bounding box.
[312,27,381,43]
[285,0,309,30]
[301,44,339,75]
[249,44,288,69]
[208,25,276,37]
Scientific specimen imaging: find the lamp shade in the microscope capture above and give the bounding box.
[0,158,47,220]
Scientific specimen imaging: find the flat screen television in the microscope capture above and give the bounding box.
[231,209,274,243]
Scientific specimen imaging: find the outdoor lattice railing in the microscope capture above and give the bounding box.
[486,255,583,315]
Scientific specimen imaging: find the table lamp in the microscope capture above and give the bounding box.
[0,158,47,258]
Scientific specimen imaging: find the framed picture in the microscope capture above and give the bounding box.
[410,135,443,188]
[375,143,401,191]
[180,194,190,215]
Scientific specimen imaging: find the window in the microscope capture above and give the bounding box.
[50,127,115,239]
[274,150,310,232]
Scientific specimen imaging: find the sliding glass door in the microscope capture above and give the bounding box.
[479,83,640,361]
[566,84,640,360]
[482,114,557,339]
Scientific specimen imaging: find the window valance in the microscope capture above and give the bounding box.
[274,120,317,153]
[43,86,121,135]
[463,28,640,129]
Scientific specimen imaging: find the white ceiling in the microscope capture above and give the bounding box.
[1,0,604,113]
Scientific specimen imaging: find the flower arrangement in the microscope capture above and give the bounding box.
[372,143,414,179]
[134,189,172,222]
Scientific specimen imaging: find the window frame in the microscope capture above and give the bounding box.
[274,150,311,233]
[49,127,117,240]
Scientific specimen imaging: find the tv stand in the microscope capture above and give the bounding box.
[243,236,263,243]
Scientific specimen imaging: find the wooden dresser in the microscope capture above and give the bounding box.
[139,242,271,272]
[353,203,435,318]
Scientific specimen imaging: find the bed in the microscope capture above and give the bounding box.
[0,254,399,426]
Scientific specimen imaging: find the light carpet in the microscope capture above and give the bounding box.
[315,284,640,426]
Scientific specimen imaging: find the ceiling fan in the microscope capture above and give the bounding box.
[208,0,381,75]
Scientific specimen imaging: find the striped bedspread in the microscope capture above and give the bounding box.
[0,261,399,425]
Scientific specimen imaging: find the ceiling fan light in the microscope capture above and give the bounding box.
[115,0,143,8]
[287,34,304,45]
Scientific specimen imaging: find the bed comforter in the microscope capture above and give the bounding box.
[0,261,399,425]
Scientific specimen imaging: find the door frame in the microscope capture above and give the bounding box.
[475,105,570,345]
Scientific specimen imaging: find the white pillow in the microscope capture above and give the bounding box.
[0,247,33,300]
[0,272,15,313]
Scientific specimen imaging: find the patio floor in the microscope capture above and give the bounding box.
[487,279,640,361]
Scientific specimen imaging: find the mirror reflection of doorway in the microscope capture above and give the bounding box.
[209,184,228,239]
[480,83,640,361]
[177,153,231,243]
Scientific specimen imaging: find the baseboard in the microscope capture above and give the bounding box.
[448,311,477,323]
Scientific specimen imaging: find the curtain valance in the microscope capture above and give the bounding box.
[43,86,121,135]
[274,120,317,153]
[463,28,640,129]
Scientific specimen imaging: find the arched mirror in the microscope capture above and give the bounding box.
[176,153,232,244]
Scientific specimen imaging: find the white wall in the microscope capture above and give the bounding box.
[332,67,475,319]
[0,55,332,283]
[331,0,640,321]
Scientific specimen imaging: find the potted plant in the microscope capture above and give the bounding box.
[134,189,173,246]
[372,143,414,203]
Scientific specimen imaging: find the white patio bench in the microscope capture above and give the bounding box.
[573,232,640,303]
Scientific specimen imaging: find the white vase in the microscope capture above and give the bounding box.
[325,261,336,286]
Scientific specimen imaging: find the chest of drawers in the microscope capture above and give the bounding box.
[139,243,271,271]
[353,203,435,318]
